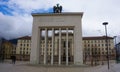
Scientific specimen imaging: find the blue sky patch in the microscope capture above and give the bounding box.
[32,8,53,14]
[0,4,14,15]
[1,0,9,2]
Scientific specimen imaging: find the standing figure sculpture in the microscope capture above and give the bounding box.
[53,4,62,13]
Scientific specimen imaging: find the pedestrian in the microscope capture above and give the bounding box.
[11,56,16,64]
[13,56,16,64]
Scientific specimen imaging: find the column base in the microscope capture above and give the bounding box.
[74,62,83,66]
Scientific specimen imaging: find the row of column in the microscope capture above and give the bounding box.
[41,28,70,65]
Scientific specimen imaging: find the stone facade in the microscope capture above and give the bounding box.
[16,36,31,61]
[30,13,83,65]
[83,36,116,65]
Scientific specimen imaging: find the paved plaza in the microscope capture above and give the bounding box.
[0,60,120,72]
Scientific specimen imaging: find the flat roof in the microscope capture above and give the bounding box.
[83,36,113,40]
[32,12,83,17]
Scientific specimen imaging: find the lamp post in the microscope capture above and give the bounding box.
[103,22,109,69]
[114,36,117,63]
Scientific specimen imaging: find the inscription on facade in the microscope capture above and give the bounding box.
[38,17,65,22]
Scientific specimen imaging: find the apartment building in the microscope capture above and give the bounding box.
[16,36,31,61]
[1,41,16,59]
[83,36,116,65]
[116,42,120,62]
[0,38,5,61]
[15,35,115,65]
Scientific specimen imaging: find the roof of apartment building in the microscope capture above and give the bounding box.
[83,36,113,40]
[18,36,31,40]
[9,39,18,45]
[17,35,113,40]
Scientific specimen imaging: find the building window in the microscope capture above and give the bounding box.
[98,44,100,46]
[95,44,96,46]
[27,44,29,46]
[88,44,89,46]
[20,51,22,54]
[91,40,93,43]
[101,40,103,42]
[109,52,111,55]
[91,44,93,47]
[84,41,86,43]
[88,48,90,51]
[102,48,104,50]
[23,40,24,42]
[102,52,104,54]
[95,52,97,54]
[98,52,100,54]
[106,52,107,54]
[68,41,70,48]
[102,44,104,46]
[63,41,66,47]
[50,45,52,47]
[14,51,16,54]
[98,40,100,43]
[106,48,107,50]
[94,40,96,43]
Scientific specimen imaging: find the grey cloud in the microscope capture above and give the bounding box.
[0,13,32,40]
[1,0,120,43]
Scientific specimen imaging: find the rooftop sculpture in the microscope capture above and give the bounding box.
[53,4,62,13]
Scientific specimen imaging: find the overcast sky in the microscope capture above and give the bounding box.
[0,0,120,42]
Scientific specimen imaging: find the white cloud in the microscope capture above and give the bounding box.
[7,0,54,12]
[0,12,32,40]
[1,0,120,42]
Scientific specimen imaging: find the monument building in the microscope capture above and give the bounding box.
[30,4,83,65]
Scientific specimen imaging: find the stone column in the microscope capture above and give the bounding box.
[51,28,54,65]
[39,29,42,64]
[59,28,61,65]
[74,26,83,65]
[66,28,69,65]
[30,26,40,64]
[44,28,48,65]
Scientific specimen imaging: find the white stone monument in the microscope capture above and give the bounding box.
[30,12,83,65]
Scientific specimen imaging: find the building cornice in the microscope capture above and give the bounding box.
[32,12,83,17]
[83,36,113,40]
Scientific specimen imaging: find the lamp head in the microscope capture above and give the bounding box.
[103,22,108,25]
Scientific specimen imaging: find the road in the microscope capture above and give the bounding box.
[0,60,120,72]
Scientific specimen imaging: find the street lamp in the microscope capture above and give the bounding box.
[114,36,117,63]
[103,22,109,69]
